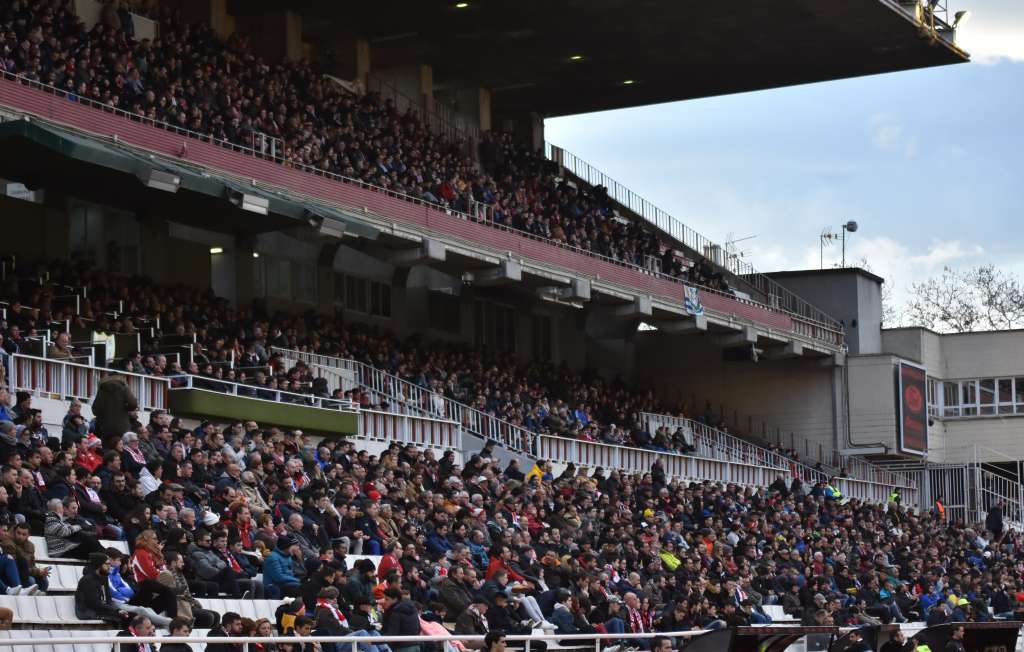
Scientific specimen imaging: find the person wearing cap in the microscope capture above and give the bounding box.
[454,593,491,650]
[264,533,303,597]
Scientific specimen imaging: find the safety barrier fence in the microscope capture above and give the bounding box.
[170,374,359,413]
[0,72,843,350]
[10,353,169,411]
[358,409,461,452]
[547,142,843,332]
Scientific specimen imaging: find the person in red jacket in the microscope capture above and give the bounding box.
[485,545,525,582]
[377,541,403,580]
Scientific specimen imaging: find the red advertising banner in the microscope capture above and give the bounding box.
[897,361,928,455]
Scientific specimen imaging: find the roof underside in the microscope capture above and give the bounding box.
[264,0,968,117]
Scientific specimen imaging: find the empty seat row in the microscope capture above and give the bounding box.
[29,537,129,565]
[0,595,105,626]
[0,628,212,652]
[0,594,284,627]
[37,564,84,593]
[200,597,284,622]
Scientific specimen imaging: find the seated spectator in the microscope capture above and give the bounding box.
[158,551,220,629]
[161,617,197,652]
[44,497,105,559]
[117,613,157,652]
[1,521,49,593]
[382,587,421,652]
[206,611,245,652]
[75,552,129,626]
[263,534,304,598]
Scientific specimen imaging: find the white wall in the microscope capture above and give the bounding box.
[846,354,898,451]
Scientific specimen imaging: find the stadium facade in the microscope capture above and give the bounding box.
[0,0,993,513]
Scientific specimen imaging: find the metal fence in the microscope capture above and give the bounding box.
[547,142,843,332]
[10,353,169,410]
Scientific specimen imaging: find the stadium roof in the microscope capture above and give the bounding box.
[276,0,969,117]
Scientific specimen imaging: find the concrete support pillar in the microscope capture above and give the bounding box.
[234,11,305,62]
[210,0,235,39]
[478,88,492,133]
[530,112,544,151]
[356,38,371,89]
[420,65,434,111]
[284,12,304,62]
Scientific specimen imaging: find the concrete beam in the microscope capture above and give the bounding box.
[546,278,590,302]
[761,340,804,360]
[472,260,522,286]
[612,295,653,319]
[715,325,758,348]
[385,239,446,267]
[657,314,708,334]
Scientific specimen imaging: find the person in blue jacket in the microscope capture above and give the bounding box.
[263,534,303,598]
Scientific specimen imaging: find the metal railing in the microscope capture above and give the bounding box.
[273,347,533,452]
[364,74,481,146]
[0,71,844,349]
[170,374,359,413]
[359,409,462,452]
[9,353,169,410]
[640,411,794,470]
[547,142,843,331]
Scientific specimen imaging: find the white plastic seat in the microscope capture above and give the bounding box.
[101,540,129,555]
[27,630,55,652]
[48,564,84,592]
[0,594,42,624]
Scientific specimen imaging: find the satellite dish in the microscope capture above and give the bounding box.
[845,220,859,233]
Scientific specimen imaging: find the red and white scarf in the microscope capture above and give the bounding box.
[317,599,348,627]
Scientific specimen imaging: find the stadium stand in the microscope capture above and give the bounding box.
[0,0,743,298]
[0,255,914,505]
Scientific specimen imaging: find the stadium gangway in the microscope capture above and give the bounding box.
[0,72,844,351]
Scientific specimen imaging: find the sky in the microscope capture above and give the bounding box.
[544,0,1024,310]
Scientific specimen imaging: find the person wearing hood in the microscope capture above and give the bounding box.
[74,552,127,625]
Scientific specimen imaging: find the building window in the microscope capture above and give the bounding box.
[337,273,390,318]
[934,376,1024,419]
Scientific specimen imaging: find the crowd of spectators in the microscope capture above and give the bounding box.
[1,258,719,458]
[0,369,1021,651]
[0,0,733,292]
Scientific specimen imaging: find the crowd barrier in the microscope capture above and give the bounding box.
[358,409,461,451]
[10,353,169,411]
[0,621,1016,652]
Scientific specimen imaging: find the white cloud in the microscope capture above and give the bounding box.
[869,114,918,159]
[750,235,987,308]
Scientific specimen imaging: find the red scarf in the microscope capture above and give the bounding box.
[317,599,348,627]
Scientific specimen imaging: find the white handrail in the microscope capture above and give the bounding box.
[10,352,169,410]
[171,374,359,412]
